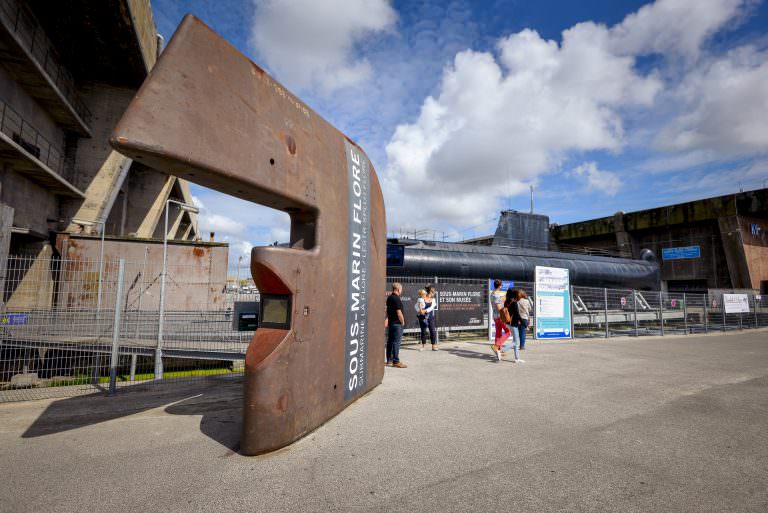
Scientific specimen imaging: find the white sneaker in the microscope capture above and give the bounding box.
[514,359,525,364]
[419,345,424,352]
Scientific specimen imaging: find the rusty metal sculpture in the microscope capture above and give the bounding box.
[110,16,385,455]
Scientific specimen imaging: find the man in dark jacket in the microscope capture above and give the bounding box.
[385,283,407,368]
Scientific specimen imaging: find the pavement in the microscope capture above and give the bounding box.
[1,330,767,513]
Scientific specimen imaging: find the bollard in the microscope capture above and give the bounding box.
[683,293,688,334]
[108,259,125,396]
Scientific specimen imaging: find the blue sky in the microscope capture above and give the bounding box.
[152,0,768,258]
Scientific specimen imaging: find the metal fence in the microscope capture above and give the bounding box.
[387,276,768,343]
[1,259,766,402]
[1,254,255,402]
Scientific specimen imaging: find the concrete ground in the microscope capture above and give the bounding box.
[1,330,767,513]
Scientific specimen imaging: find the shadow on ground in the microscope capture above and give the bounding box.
[21,376,244,452]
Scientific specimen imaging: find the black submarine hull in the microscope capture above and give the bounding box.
[387,242,660,290]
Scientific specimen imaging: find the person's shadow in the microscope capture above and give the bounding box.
[21,376,244,453]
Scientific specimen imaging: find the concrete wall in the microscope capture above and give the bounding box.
[739,215,768,290]
[56,234,229,311]
[67,82,136,194]
[0,164,58,236]
[127,0,159,71]
[0,64,64,148]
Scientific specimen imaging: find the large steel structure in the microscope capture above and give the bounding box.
[388,240,660,290]
[111,16,386,455]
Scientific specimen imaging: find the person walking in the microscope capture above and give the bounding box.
[500,288,525,363]
[490,279,511,359]
[516,289,532,350]
[385,283,407,368]
[423,285,439,350]
[415,289,429,351]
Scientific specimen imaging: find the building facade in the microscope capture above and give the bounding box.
[0,0,218,308]
[551,189,768,294]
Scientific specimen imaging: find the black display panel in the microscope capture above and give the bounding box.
[259,294,292,329]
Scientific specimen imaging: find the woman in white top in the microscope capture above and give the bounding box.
[516,290,532,349]
[415,289,429,351]
[423,285,439,350]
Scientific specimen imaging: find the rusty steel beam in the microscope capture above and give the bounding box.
[110,15,385,455]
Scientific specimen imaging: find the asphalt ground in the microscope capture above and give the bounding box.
[1,330,767,513]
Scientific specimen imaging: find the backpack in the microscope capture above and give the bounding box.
[499,306,512,324]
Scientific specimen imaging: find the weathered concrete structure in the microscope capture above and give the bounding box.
[0,1,199,250]
[0,0,209,307]
[551,189,768,293]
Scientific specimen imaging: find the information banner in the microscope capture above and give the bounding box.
[488,280,514,341]
[723,294,750,314]
[387,282,485,330]
[534,266,571,339]
[437,285,485,328]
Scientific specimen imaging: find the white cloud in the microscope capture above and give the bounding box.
[655,45,768,155]
[573,162,623,195]
[198,214,246,238]
[384,19,661,227]
[250,0,397,93]
[382,0,759,229]
[608,0,746,60]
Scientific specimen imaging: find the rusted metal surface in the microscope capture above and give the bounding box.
[110,16,385,455]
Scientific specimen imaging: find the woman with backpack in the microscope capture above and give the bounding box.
[500,288,525,363]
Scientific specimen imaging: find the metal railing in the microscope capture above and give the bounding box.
[1,255,765,402]
[0,0,92,126]
[0,96,65,175]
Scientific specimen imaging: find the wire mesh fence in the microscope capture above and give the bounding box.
[1,257,766,402]
[0,254,251,402]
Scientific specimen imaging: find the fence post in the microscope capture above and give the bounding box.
[604,287,609,338]
[659,291,664,336]
[108,259,125,396]
[722,294,726,332]
[434,276,439,344]
[633,290,638,337]
[704,294,709,334]
[570,285,575,339]
[129,354,137,382]
[755,295,760,329]
[683,293,688,334]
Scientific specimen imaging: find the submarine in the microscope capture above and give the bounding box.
[386,211,660,290]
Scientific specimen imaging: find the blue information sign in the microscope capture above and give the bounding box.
[534,267,571,340]
[0,313,28,325]
[662,246,701,260]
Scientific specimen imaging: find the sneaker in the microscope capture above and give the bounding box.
[385,360,392,365]
[513,359,525,364]
[392,362,408,368]
[490,345,499,357]
[419,345,424,352]
[432,344,439,351]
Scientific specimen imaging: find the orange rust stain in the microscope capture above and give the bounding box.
[192,247,205,257]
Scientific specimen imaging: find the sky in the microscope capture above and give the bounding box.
[152,0,768,266]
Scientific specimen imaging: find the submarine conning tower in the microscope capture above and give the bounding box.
[387,210,661,290]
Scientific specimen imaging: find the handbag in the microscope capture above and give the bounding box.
[499,306,512,324]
